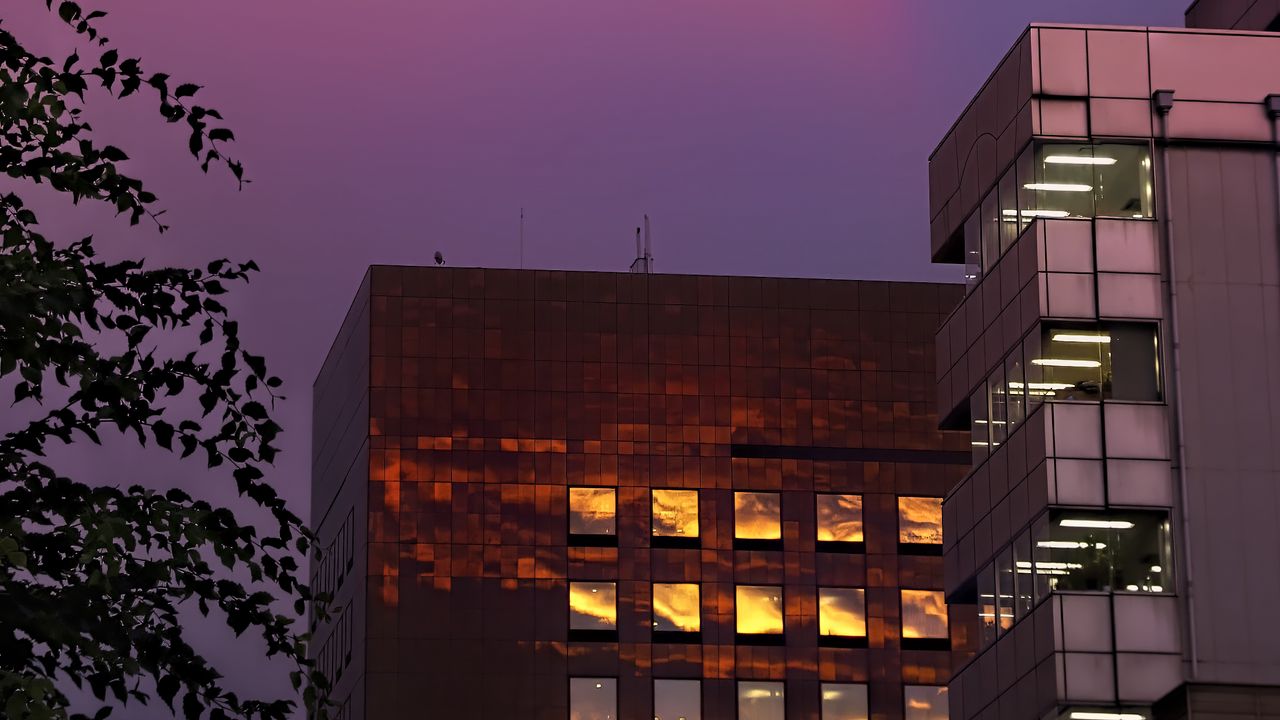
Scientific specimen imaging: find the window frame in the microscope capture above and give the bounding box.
[733,490,783,551]
[567,485,618,547]
[896,496,944,556]
[568,580,619,642]
[817,587,868,648]
[568,676,618,720]
[651,488,701,549]
[737,680,786,720]
[815,493,865,553]
[735,584,785,645]
[653,678,702,720]
[899,588,951,651]
[652,582,702,643]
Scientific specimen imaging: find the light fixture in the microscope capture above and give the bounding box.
[971,441,989,447]
[1044,155,1117,166]
[1051,333,1112,343]
[1024,182,1093,192]
[1069,712,1144,720]
[591,588,599,593]
[1150,565,1163,573]
[1125,584,1139,591]
[1059,519,1135,529]
[595,683,603,689]
[1036,540,1107,549]
[1031,358,1102,368]
[1152,585,1164,592]
[1010,381,1074,390]
[1002,208,1072,218]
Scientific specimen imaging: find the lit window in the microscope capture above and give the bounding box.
[971,384,990,462]
[1032,510,1172,594]
[652,489,699,547]
[1030,323,1160,402]
[569,581,617,640]
[652,583,701,637]
[898,497,943,554]
[904,685,949,720]
[818,588,867,647]
[569,487,616,545]
[995,547,1014,634]
[1012,530,1033,618]
[734,491,781,547]
[816,494,863,548]
[737,681,785,720]
[977,565,997,648]
[736,585,784,639]
[569,677,617,720]
[1024,142,1153,220]
[654,679,700,720]
[901,590,949,650]
[822,683,868,720]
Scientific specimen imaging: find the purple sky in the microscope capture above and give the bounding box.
[7,0,1182,713]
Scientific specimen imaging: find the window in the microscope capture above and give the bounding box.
[970,384,990,462]
[736,585,784,642]
[818,588,867,647]
[1023,142,1153,220]
[964,211,982,288]
[816,494,864,551]
[822,683,868,720]
[569,487,616,546]
[995,547,1014,634]
[1032,323,1161,402]
[1005,350,1026,435]
[1012,530,1033,618]
[569,581,617,641]
[654,679,700,720]
[1033,510,1172,594]
[897,497,943,555]
[904,686,949,720]
[901,590,949,650]
[989,365,1008,448]
[977,564,997,647]
[569,677,617,720]
[734,491,781,549]
[652,583,700,640]
[652,489,699,548]
[738,681,785,720]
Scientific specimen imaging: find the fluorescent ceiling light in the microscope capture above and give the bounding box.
[1044,155,1118,165]
[1002,208,1072,218]
[1031,358,1102,368]
[1036,541,1107,549]
[1024,182,1093,192]
[1052,333,1111,343]
[1069,713,1143,720]
[1059,519,1135,529]
[1010,381,1074,390]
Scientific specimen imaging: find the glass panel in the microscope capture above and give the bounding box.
[654,679,701,720]
[981,189,1000,272]
[1036,323,1161,401]
[1006,350,1026,435]
[964,210,982,289]
[999,167,1020,254]
[818,588,867,637]
[570,678,617,720]
[898,497,943,545]
[822,683,868,720]
[989,366,1008,447]
[1093,143,1154,218]
[736,585,784,635]
[1107,323,1161,401]
[734,492,781,540]
[995,547,1015,634]
[738,682,785,720]
[1021,336,1045,415]
[1012,530,1034,618]
[653,583,701,633]
[1031,143,1096,218]
[1016,143,1036,232]
[1040,510,1172,593]
[1112,512,1173,593]
[569,487,616,536]
[971,384,989,464]
[569,582,617,630]
[1031,513,1052,601]
[977,564,996,647]
[1034,325,1105,401]
[652,489,700,538]
[817,494,864,543]
[901,590,948,639]
[904,686,949,720]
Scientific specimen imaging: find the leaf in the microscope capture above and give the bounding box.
[99,49,118,67]
[152,420,174,450]
[175,83,200,98]
[208,128,234,142]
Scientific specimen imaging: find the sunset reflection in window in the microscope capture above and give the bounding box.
[653,583,701,633]
[569,581,617,631]
[570,677,617,720]
[569,487,616,537]
[736,585,784,635]
[897,497,943,545]
[901,590,948,640]
[652,489,699,538]
[738,681,785,720]
[819,588,866,638]
[817,494,864,543]
[904,685,949,720]
[735,492,781,540]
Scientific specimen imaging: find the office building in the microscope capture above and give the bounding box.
[926,4,1280,720]
[312,267,974,718]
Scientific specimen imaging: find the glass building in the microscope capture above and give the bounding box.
[311,268,973,718]
[927,3,1280,720]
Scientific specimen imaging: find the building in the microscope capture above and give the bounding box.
[926,3,1280,720]
[311,267,975,719]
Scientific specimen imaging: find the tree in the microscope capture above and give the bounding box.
[0,3,325,718]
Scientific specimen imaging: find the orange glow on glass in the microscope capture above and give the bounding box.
[735,492,781,540]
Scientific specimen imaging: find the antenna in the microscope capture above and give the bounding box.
[629,215,654,273]
[643,214,653,272]
[519,207,525,269]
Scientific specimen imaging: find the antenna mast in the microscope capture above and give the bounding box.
[519,207,524,269]
[629,214,654,273]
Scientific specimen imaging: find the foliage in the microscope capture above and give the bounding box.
[0,3,326,718]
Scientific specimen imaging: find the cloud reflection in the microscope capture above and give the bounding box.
[569,581,617,630]
[652,489,699,537]
[735,492,781,540]
[819,588,866,637]
[901,590,948,639]
[817,494,863,542]
[569,487,616,536]
[898,497,942,545]
[736,585,783,634]
[653,583,701,632]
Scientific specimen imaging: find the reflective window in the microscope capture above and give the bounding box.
[570,677,617,720]
[822,683,868,720]
[995,547,1014,634]
[964,210,982,289]
[1034,510,1172,594]
[569,487,616,541]
[989,366,1008,447]
[999,168,1019,254]
[654,679,700,720]
[970,384,990,463]
[652,489,699,540]
[1033,323,1160,402]
[569,581,617,633]
[738,681,785,720]
[898,497,943,552]
[819,588,866,644]
[1005,350,1026,434]
[901,590,949,644]
[1012,530,1033,618]
[981,189,1000,273]
[734,491,781,542]
[816,494,864,546]
[736,585,784,636]
[904,686,949,720]
[653,583,701,634]
[977,565,997,647]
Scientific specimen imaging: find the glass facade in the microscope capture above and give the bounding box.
[816,493,864,546]
[653,680,700,720]
[736,585,784,637]
[734,491,782,544]
[651,489,699,543]
[818,588,867,645]
[898,497,944,552]
[822,683,869,720]
[652,583,701,634]
[738,682,785,720]
[569,487,616,541]
[570,678,617,720]
[904,686,949,720]
[901,590,949,646]
[569,582,618,634]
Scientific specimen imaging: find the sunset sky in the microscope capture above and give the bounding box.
[5,0,1182,713]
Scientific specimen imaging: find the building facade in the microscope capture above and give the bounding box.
[927,8,1280,720]
[311,267,974,719]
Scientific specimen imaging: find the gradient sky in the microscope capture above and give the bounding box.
[7,0,1183,713]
